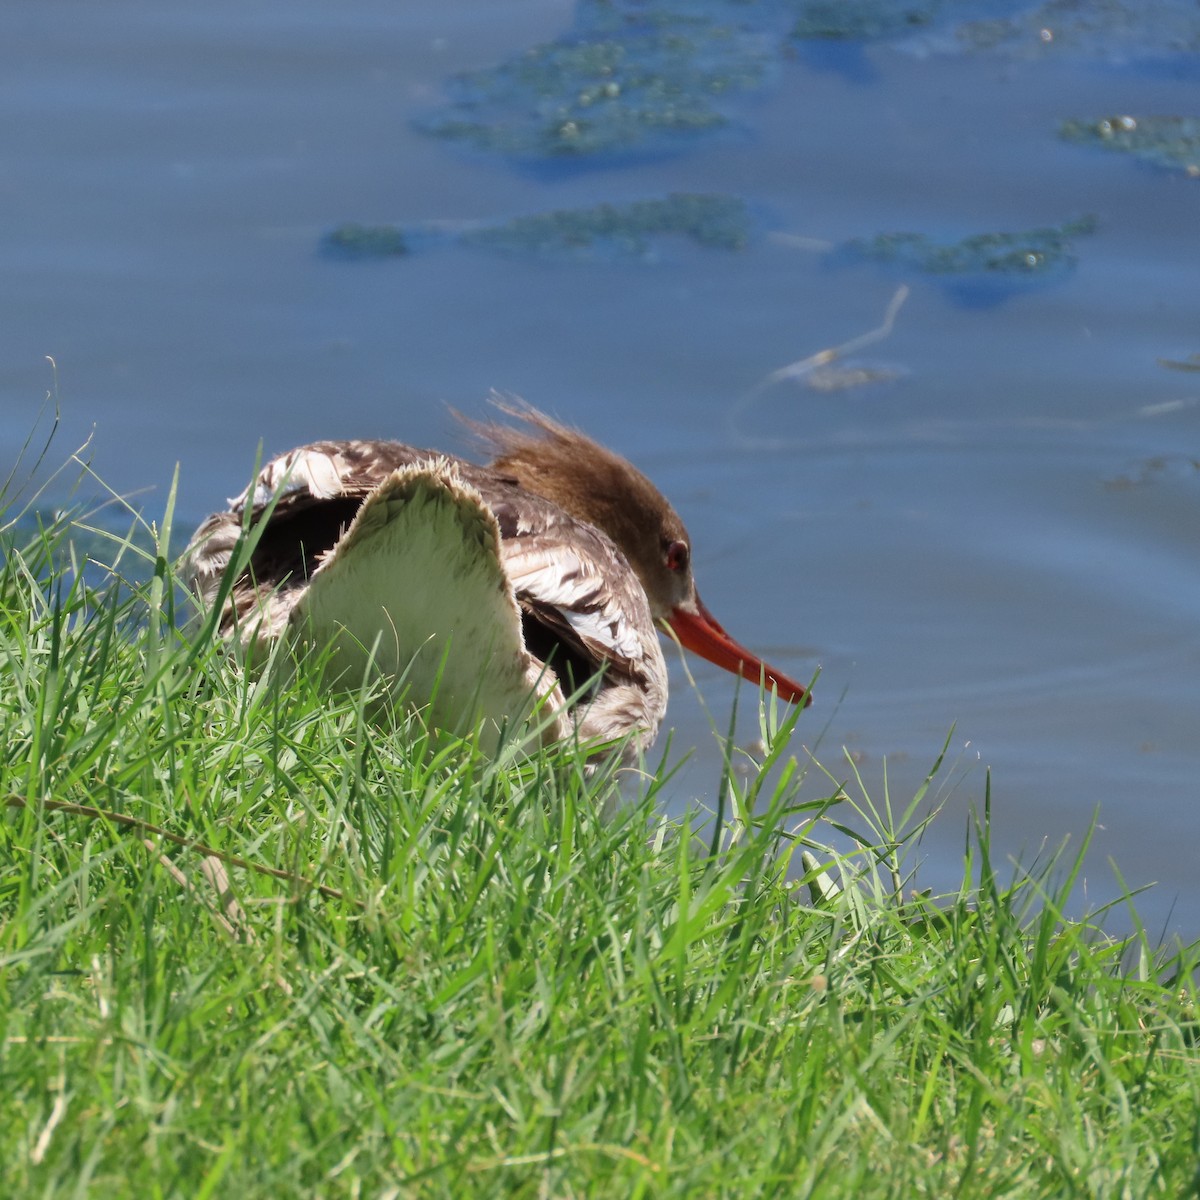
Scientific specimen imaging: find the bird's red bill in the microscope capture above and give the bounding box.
[666,597,811,706]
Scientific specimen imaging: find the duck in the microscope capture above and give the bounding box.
[185,402,810,756]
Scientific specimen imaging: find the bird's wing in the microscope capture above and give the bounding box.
[484,491,667,751]
[185,440,444,636]
[232,440,434,515]
[292,459,568,750]
[488,494,655,686]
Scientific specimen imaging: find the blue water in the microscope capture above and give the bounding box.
[5,0,1198,936]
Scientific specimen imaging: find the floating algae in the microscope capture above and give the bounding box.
[464,194,751,257]
[1104,454,1200,490]
[790,0,953,41]
[790,0,1200,59]
[418,0,782,161]
[1158,353,1200,373]
[836,217,1097,305]
[323,194,753,262]
[325,224,410,258]
[421,0,1200,163]
[843,219,1096,274]
[954,0,1200,59]
[1060,116,1200,176]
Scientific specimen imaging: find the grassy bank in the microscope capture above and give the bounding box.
[1,492,1198,1198]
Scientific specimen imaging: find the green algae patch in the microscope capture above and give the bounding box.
[1158,352,1200,372]
[956,0,1200,58]
[791,0,1200,59]
[1060,115,1200,176]
[418,1,780,161]
[1104,453,1200,490]
[843,217,1096,275]
[421,0,1200,164]
[791,0,950,41]
[835,217,1097,306]
[323,194,753,262]
[464,193,751,257]
[325,223,410,258]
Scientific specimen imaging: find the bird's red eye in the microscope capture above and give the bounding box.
[665,540,689,572]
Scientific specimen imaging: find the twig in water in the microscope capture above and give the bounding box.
[756,285,909,395]
[728,285,909,447]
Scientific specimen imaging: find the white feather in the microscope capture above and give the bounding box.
[292,460,568,750]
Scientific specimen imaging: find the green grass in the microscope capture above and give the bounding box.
[1,477,1198,1198]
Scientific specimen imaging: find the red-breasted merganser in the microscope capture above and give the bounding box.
[185,403,810,755]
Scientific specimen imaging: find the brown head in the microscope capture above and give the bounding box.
[468,401,811,706]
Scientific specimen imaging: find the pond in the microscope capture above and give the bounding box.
[5,0,1198,936]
